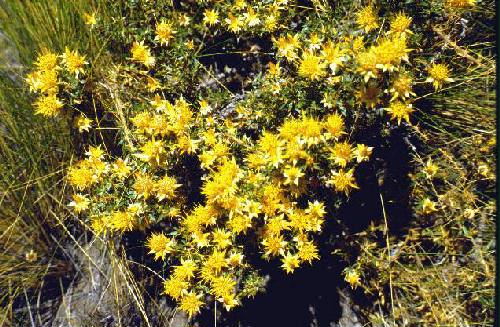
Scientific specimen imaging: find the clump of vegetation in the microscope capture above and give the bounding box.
[0,0,495,326]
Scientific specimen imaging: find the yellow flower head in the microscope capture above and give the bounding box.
[110,210,135,232]
[356,49,378,82]
[388,74,415,100]
[133,173,155,199]
[283,165,305,186]
[212,228,232,249]
[385,101,414,125]
[155,21,176,45]
[203,9,219,26]
[163,277,189,300]
[34,93,63,117]
[426,63,454,90]
[83,12,97,26]
[131,41,155,67]
[344,268,361,289]
[154,175,181,201]
[61,47,87,77]
[330,142,353,167]
[68,193,90,213]
[321,42,348,74]
[423,159,439,179]
[262,234,287,258]
[112,159,131,179]
[353,144,373,163]
[173,259,197,281]
[26,69,58,93]
[281,251,300,274]
[273,33,300,61]
[356,6,379,32]
[74,115,92,133]
[446,0,476,8]
[297,240,319,264]
[328,169,359,195]
[136,139,165,164]
[298,51,327,80]
[389,12,412,36]
[68,161,95,190]
[34,51,59,72]
[179,292,204,318]
[146,232,175,260]
[421,198,438,215]
[323,113,346,140]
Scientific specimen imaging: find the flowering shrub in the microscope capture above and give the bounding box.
[24,0,487,321]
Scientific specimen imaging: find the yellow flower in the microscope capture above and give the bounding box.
[446,0,476,7]
[385,101,414,125]
[298,51,327,80]
[211,274,236,299]
[133,173,155,199]
[131,41,155,67]
[112,159,131,179]
[90,215,109,235]
[25,249,37,262]
[422,198,438,215]
[61,47,87,77]
[373,36,411,72]
[173,259,197,281]
[323,113,346,140]
[26,69,58,93]
[205,249,228,275]
[388,12,412,36]
[68,161,95,190]
[34,93,63,117]
[163,277,189,300]
[136,139,165,164]
[330,142,353,167]
[297,240,319,264]
[426,63,454,90]
[227,214,252,234]
[423,159,439,179]
[83,12,97,26]
[356,6,379,32]
[34,51,59,72]
[110,210,135,232]
[146,76,160,92]
[321,42,348,74]
[262,234,287,258]
[283,165,304,186]
[353,144,373,163]
[327,169,359,195]
[388,74,415,100]
[146,232,175,260]
[155,21,176,45]
[179,292,204,318]
[203,9,219,26]
[356,49,378,82]
[225,13,243,33]
[74,115,92,133]
[212,228,232,249]
[281,252,300,274]
[344,268,361,289]
[273,33,300,61]
[243,7,260,27]
[178,13,191,26]
[85,145,105,161]
[68,193,90,213]
[154,175,181,201]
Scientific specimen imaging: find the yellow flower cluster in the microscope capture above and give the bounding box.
[26,49,87,117]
